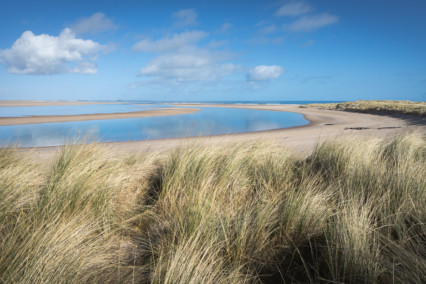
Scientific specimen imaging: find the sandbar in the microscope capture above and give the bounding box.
[0,100,120,107]
[0,108,200,125]
[15,104,426,161]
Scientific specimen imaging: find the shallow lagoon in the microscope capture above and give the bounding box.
[0,103,163,117]
[0,105,309,147]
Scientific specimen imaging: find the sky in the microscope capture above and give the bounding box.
[0,0,425,102]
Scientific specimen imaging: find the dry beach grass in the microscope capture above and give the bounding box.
[1,101,425,282]
[304,100,426,117]
[1,132,425,283]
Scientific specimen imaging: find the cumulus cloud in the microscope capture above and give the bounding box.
[132,31,208,52]
[71,12,117,34]
[0,28,105,74]
[276,1,312,17]
[133,9,282,86]
[286,13,339,32]
[138,49,236,82]
[134,28,238,83]
[172,9,198,28]
[247,65,284,81]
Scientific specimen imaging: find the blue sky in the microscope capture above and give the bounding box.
[0,0,425,102]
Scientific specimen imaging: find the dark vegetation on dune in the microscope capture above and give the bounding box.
[0,132,425,283]
[304,100,426,117]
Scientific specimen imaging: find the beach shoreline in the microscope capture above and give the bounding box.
[0,100,122,107]
[9,103,424,160]
[0,108,201,125]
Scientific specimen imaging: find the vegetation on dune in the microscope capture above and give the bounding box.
[0,132,425,283]
[303,100,426,116]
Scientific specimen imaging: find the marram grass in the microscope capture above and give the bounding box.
[303,100,426,116]
[0,133,425,283]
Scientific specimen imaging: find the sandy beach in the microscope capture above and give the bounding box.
[0,108,200,125]
[106,104,422,155]
[13,103,425,160]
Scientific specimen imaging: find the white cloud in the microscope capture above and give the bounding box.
[286,13,339,32]
[133,9,282,87]
[138,49,236,82]
[247,65,284,81]
[276,1,312,17]
[134,29,238,83]
[0,28,105,74]
[132,31,208,52]
[71,12,117,34]
[172,9,198,28]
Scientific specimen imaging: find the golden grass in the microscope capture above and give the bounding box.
[0,133,425,283]
[303,100,426,116]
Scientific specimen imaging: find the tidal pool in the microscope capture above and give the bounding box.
[0,106,309,147]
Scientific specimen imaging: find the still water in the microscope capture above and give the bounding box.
[0,105,309,147]
[0,104,163,117]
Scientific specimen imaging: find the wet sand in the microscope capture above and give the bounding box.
[0,108,201,125]
[15,104,425,161]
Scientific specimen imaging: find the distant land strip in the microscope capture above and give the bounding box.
[302,100,426,117]
[0,100,120,107]
[0,108,200,126]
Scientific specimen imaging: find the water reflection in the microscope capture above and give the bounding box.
[0,104,168,117]
[0,107,308,147]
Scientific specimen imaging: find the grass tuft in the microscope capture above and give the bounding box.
[0,133,425,283]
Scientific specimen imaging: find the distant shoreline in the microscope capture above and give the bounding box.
[0,100,345,107]
[0,108,201,125]
[0,100,122,107]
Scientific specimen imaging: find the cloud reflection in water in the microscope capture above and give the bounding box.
[0,107,308,147]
